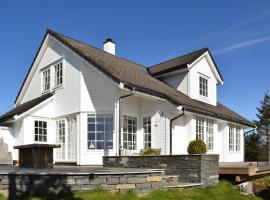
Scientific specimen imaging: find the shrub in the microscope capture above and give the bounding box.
[141,148,160,156]
[187,139,207,154]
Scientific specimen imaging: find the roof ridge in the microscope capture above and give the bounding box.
[148,47,208,69]
[47,29,147,71]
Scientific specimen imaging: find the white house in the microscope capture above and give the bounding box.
[0,29,254,165]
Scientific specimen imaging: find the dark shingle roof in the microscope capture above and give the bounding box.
[0,93,53,124]
[148,48,208,76]
[13,29,253,127]
[148,48,224,83]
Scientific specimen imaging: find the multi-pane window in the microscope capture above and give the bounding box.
[87,114,113,150]
[236,127,241,151]
[123,115,137,150]
[229,125,234,151]
[43,68,50,92]
[55,62,63,87]
[56,120,65,160]
[229,125,241,151]
[206,119,214,150]
[196,117,204,141]
[199,76,208,97]
[34,120,47,142]
[143,117,151,149]
[196,117,214,151]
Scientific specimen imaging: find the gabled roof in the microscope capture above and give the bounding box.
[148,48,224,83]
[0,93,53,124]
[12,29,253,127]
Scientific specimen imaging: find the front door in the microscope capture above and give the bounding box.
[55,118,76,162]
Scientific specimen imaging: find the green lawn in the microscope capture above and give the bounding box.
[0,181,263,200]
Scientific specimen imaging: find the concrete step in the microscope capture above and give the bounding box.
[163,183,203,189]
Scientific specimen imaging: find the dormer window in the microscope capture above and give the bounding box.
[54,62,63,87]
[199,76,208,97]
[42,68,50,92]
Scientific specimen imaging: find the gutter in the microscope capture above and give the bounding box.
[117,92,134,156]
[169,108,185,155]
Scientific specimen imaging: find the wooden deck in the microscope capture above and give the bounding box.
[219,162,270,182]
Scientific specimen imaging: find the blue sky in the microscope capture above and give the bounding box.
[0,0,269,121]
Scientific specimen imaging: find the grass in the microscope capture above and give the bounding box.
[0,181,262,200]
[253,176,270,199]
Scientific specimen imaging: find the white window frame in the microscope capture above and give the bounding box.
[42,68,50,93]
[229,125,241,152]
[34,120,48,142]
[56,119,66,160]
[123,115,137,150]
[143,117,151,149]
[196,116,214,151]
[199,76,208,97]
[54,61,63,88]
[87,114,114,150]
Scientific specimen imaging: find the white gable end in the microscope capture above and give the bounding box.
[188,54,218,106]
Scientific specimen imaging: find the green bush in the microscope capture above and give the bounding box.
[187,139,207,154]
[141,148,161,156]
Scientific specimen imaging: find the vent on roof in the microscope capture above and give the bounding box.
[103,38,115,55]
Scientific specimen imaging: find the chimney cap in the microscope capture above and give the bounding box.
[103,38,115,44]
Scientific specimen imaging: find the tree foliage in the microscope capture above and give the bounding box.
[245,93,270,162]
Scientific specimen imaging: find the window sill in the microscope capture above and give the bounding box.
[53,85,63,91]
[42,90,50,95]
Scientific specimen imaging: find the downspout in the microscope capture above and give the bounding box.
[118,93,134,156]
[170,108,185,155]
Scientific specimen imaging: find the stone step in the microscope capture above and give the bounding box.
[163,183,203,189]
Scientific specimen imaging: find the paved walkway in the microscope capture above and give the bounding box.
[0,165,164,175]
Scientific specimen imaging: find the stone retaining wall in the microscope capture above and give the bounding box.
[103,154,219,186]
[0,171,168,198]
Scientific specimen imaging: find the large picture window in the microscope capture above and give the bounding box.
[123,115,137,150]
[143,117,151,149]
[196,117,214,151]
[54,62,63,87]
[199,76,208,97]
[87,114,113,150]
[229,125,241,152]
[34,120,47,142]
[42,68,50,92]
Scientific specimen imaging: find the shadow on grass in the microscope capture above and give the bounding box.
[8,174,82,200]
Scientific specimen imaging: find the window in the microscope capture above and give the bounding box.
[196,117,214,151]
[229,125,234,151]
[123,115,137,150]
[34,120,47,142]
[87,114,113,149]
[54,62,63,87]
[43,68,50,92]
[229,125,241,151]
[56,120,65,160]
[199,76,208,97]
[206,119,214,150]
[143,117,151,149]
[196,117,204,141]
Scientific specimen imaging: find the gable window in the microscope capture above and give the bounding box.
[123,115,137,150]
[199,76,208,97]
[54,62,63,87]
[34,120,47,142]
[42,68,50,92]
[196,117,214,151]
[229,125,241,151]
[87,114,113,150]
[143,117,151,149]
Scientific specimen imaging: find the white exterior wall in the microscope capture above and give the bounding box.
[160,72,188,95]
[20,36,81,117]
[189,56,217,106]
